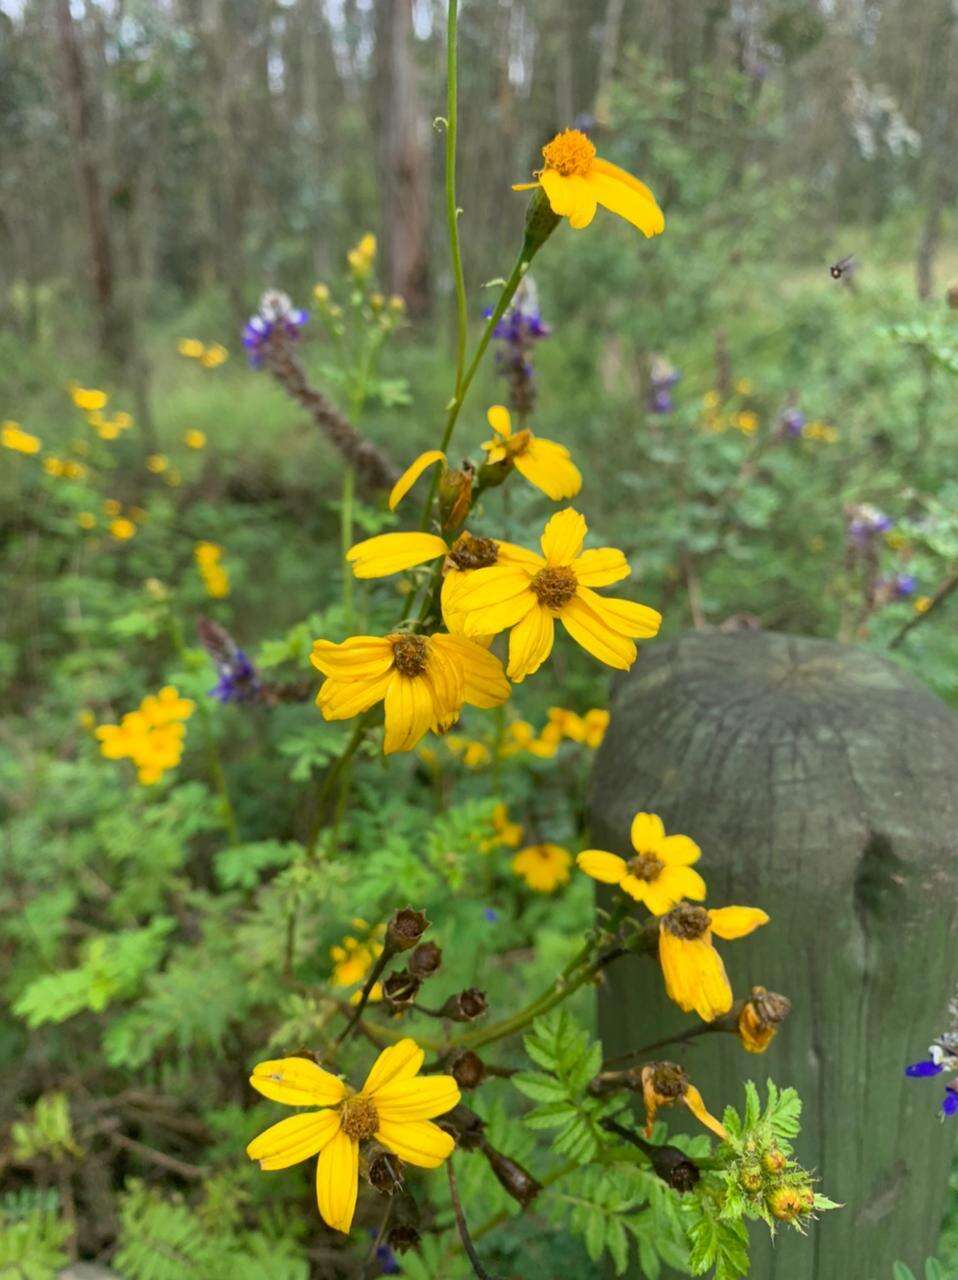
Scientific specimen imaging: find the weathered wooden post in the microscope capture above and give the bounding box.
[590,631,958,1278]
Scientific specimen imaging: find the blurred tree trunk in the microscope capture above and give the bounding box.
[915,0,957,301]
[53,0,124,363]
[375,0,431,315]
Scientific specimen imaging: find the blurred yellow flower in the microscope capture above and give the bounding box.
[658,902,769,1022]
[915,595,933,614]
[43,456,66,476]
[103,499,122,517]
[70,386,108,412]
[577,811,706,915]
[201,343,229,368]
[330,921,385,988]
[444,735,491,768]
[147,453,169,474]
[581,708,609,748]
[165,467,183,488]
[95,686,193,785]
[109,518,136,541]
[246,1039,458,1235]
[735,378,753,395]
[194,541,230,598]
[177,338,205,359]
[702,390,720,410]
[347,233,377,277]
[313,283,330,303]
[803,420,838,444]
[183,429,206,449]
[734,411,759,436]
[512,843,572,892]
[513,128,664,237]
[482,802,522,851]
[2,422,42,454]
[481,405,582,500]
[77,511,96,530]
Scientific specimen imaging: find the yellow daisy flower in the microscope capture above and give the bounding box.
[577,812,706,915]
[184,429,207,449]
[513,128,664,236]
[658,902,769,1023]
[310,631,509,755]
[109,517,136,541]
[481,405,581,500]
[640,1061,728,1141]
[70,386,108,412]
[581,708,609,748]
[451,507,661,682]
[483,801,522,850]
[511,842,572,892]
[2,422,42,454]
[247,1039,459,1235]
[147,453,169,474]
[177,338,205,359]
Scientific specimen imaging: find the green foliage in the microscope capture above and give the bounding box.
[11,1092,81,1162]
[515,1011,607,1163]
[891,1262,950,1280]
[0,1192,71,1280]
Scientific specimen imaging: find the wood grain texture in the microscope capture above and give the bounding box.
[589,631,958,1278]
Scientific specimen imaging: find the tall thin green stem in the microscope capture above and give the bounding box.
[445,0,468,399]
[340,464,355,627]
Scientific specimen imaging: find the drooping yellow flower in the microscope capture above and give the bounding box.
[183,429,207,449]
[511,843,571,892]
[481,405,581,500]
[177,338,206,359]
[246,1039,458,1234]
[658,902,769,1023]
[577,811,706,915]
[2,422,42,454]
[109,517,136,541]
[737,986,791,1054]
[451,508,661,682]
[639,1061,728,1141]
[311,631,509,755]
[513,129,664,237]
[70,386,108,412]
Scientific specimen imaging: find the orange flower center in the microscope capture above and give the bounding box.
[628,853,664,882]
[541,128,596,177]
[339,1094,379,1141]
[449,532,498,571]
[531,565,578,610]
[662,903,710,940]
[390,633,428,678]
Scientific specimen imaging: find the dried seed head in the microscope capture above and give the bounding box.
[386,907,430,954]
[450,1051,486,1091]
[441,988,488,1022]
[366,1147,405,1194]
[448,532,498,571]
[662,903,710,940]
[408,941,443,980]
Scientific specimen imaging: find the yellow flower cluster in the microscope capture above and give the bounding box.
[69,385,134,440]
[577,810,768,1022]
[2,421,42,454]
[512,842,572,892]
[95,686,194,785]
[177,338,229,368]
[803,420,839,444]
[330,920,385,988]
[43,456,88,479]
[195,542,230,598]
[482,802,523,851]
[347,232,377,278]
[502,706,608,758]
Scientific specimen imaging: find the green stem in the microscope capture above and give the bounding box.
[458,955,603,1052]
[445,0,468,399]
[341,464,355,627]
[304,714,370,858]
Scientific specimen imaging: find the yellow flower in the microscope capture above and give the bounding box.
[483,802,523,851]
[803,420,839,444]
[640,1061,728,1141]
[658,902,769,1022]
[450,507,661,682]
[70,386,108,412]
[481,405,581,500]
[147,453,169,474]
[113,411,134,431]
[201,343,229,368]
[63,460,87,479]
[140,686,195,726]
[512,843,572,892]
[737,986,791,1054]
[702,390,720,410]
[513,128,664,236]
[2,422,42,454]
[581,708,609,748]
[311,631,510,755]
[184,429,207,449]
[330,924,384,988]
[735,378,752,396]
[313,283,330,303]
[43,456,66,476]
[347,233,377,277]
[77,511,96,530]
[915,595,933,614]
[109,517,136,541]
[95,687,193,785]
[247,1039,458,1234]
[734,411,759,436]
[103,499,122,517]
[444,735,491,768]
[577,812,706,915]
[177,338,206,359]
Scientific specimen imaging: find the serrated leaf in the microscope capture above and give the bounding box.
[511,1072,570,1103]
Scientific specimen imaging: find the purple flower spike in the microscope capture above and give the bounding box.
[941,1090,958,1116]
[242,290,308,368]
[488,277,549,419]
[906,1059,944,1078]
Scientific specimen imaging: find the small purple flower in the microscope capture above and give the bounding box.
[242,290,308,368]
[847,504,893,546]
[486,277,550,419]
[483,907,499,923]
[649,388,674,415]
[781,407,806,438]
[647,356,681,414]
[893,573,917,599]
[942,1089,958,1117]
[906,1059,944,1078]
[210,649,260,703]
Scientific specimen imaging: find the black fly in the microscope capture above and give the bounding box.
[830,254,856,280]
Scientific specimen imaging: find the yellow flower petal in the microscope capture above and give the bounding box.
[373,1075,460,1123]
[249,1058,347,1108]
[559,595,638,669]
[683,1085,729,1141]
[540,168,597,229]
[657,834,702,866]
[585,165,665,237]
[708,906,770,940]
[620,874,675,914]
[630,812,665,852]
[247,1109,341,1170]
[315,1126,359,1233]
[453,564,536,611]
[310,637,394,679]
[487,405,512,438]
[507,604,555,682]
[317,670,393,721]
[576,849,627,884]
[389,450,445,511]
[591,157,661,210]
[347,532,448,579]
[576,587,662,638]
[514,439,582,500]
[659,865,707,905]
[572,548,630,587]
[363,1038,425,1095]
[658,932,733,1021]
[496,539,550,570]
[375,1117,455,1168]
[431,633,510,708]
[540,508,588,565]
[383,672,437,754]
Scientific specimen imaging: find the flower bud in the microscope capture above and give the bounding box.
[386,1191,421,1252]
[382,969,421,1011]
[768,1185,813,1222]
[763,1148,787,1175]
[366,1147,405,1194]
[740,1163,764,1193]
[449,1050,486,1091]
[738,986,791,1054]
[440,987,487,1022]
[386,907,429,955]
[436,1104,486,1151]
[438,465,474,535]
[521,189,561,262]
[480,1141,541,1207]
[408,941,443,981]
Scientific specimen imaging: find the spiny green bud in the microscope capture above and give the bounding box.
[740,1163,764,1193]
[763,1148,787,1174]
